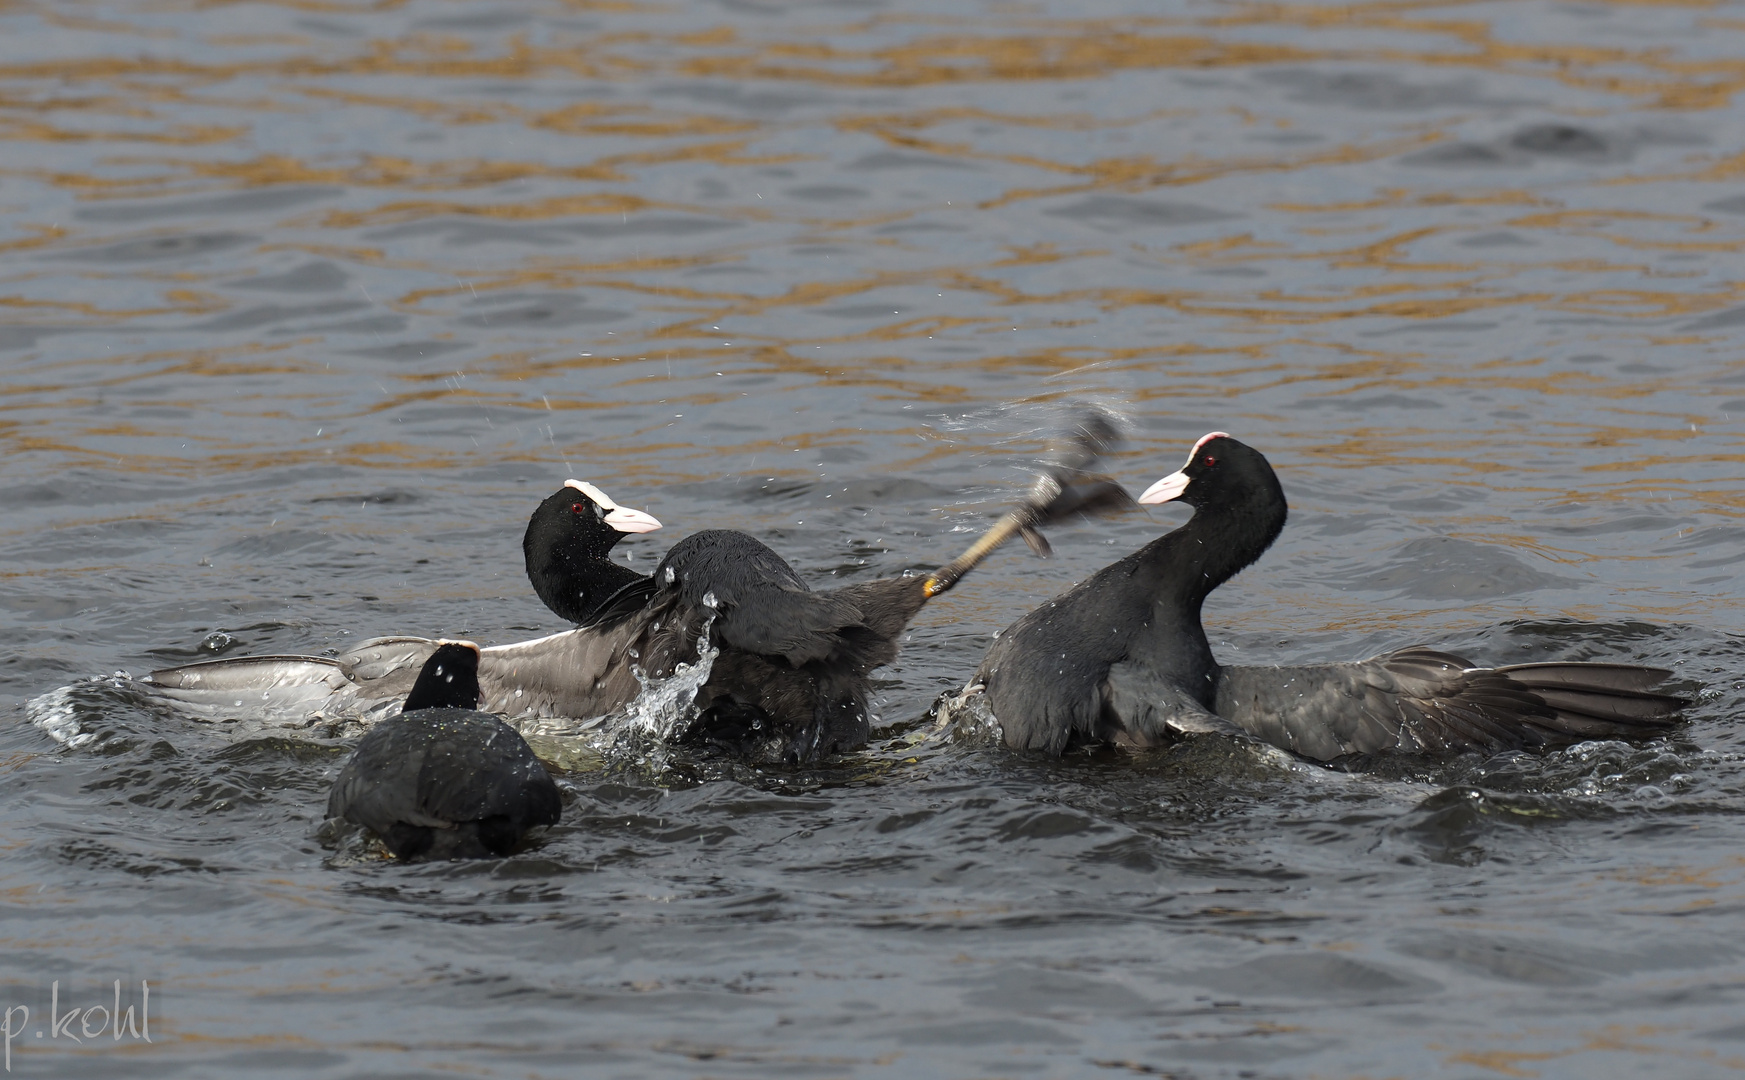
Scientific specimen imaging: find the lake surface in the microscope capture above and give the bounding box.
[4,0,1745,1075]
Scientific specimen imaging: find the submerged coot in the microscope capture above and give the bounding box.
[975,432,1686,760]
[327,641,562,860]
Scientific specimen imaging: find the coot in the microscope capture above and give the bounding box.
[974,432,1686,760]
[327,641,562,860]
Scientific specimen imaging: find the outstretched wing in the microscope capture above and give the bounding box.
[145,650,396,724]
[475,624,647,719]
[147,624,656,727]
[1214,646,1684,761]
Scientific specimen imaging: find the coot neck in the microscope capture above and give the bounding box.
[1118,486,1286,709]
[1140,490,1287,609]
[529,551,648,626]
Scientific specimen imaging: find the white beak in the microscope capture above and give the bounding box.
[1137,470,1190,505]
[604,506,663,533]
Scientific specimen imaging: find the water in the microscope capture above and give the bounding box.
[4,0,1745,1074]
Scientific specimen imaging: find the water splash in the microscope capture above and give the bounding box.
[25,673,132,749]
[512,713,609,740]
[26,684,91,748]
[621,612,719,747]
[929,682,1002,747]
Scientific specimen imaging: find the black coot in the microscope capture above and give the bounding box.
[975,432,1686,760]
[327,641,562,860]
[522,479,662,627]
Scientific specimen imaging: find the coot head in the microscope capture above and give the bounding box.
[524,480,664,624]
[526,480,662,563]
[1137,432,1277,512]
[402,640,483,712]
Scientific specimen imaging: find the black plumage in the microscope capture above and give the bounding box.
[632,528,934,759]
[977,432,1687,760]
[326,641,562,860]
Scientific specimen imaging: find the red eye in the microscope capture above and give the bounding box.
[571,502,589,514]
[1203,456,1217,467]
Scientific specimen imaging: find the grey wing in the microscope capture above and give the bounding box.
[1213,647,1564,760]
[147,626,652,729]
[332,636,443,705]
[147,615,712,730]
[143,638,434,725]
[476,624,646,720]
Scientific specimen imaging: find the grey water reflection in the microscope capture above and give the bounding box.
[4,0,1745,1075]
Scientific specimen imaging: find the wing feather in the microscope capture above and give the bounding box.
[1214,647,1686,761]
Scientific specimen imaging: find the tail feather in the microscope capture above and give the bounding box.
[1497,661,1686,738]
[1500,659,1689,736]
[1529,686,1689,724]
[1502,662,1675,695]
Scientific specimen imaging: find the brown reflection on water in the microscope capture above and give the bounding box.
[978,133,1441,211]
[0,0,1741,508]
[684,28,1324,86]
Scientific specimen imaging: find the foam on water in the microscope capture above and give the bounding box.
[25,683,93,748]
[24,673,132,749]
